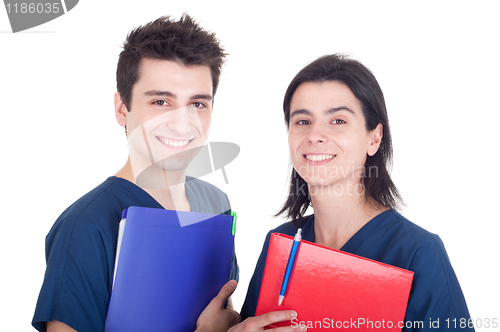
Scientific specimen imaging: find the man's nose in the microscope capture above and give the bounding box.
[167,107,191,135]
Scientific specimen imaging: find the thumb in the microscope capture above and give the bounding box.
[213,280,237,306]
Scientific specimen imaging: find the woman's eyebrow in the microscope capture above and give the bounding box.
[290,109,312,118]
[291,107,355,118]
[325,106,355,115]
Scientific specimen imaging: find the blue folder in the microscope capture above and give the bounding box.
[105,206,236,332]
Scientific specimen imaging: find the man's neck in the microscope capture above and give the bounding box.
[114,158,191,211]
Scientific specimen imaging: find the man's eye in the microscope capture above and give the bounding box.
[296,119,310,125]
[332,119,346,124]
[192,101,206,108]
[153,100,168,106]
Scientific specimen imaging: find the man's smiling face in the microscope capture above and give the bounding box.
[115,58,213,177]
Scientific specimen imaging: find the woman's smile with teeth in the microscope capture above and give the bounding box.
[305,154,335,162]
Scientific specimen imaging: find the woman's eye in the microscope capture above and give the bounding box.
[332,119,346,125]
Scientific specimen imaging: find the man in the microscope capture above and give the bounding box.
[32,15,241,332]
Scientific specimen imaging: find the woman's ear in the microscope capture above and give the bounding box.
[114,92,128,127]
[367,123,383,156]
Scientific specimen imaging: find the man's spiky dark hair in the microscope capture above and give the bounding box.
[116,14,226,110]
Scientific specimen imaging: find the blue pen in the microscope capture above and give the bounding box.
[279,228,302,306]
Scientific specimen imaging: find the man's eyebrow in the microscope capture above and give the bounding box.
[143,91,213,101]
[191,94,213,101]
[144,90,176,98]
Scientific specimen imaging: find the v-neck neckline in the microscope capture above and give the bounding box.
[301,209,395,252]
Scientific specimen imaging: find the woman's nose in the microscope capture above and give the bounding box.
[307,123,327,144]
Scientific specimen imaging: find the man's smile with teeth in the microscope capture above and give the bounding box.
[156,137,193,147]
[305,154,335,162]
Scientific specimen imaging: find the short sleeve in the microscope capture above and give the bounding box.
[403,235,474,332]
[32,214,113,332]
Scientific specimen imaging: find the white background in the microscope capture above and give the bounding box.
[1,1,499,330]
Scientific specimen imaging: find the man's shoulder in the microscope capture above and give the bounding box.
[58,177,124,221]
[47,177,129,237]
[185,176,230,214]
[185,176,228,197]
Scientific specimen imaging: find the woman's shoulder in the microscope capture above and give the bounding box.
[383,211,473,325]
[382,210,442,245]
[361,210,452,270]
[265,215,315,242]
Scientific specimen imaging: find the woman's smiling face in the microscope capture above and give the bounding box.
[288,81,383,191]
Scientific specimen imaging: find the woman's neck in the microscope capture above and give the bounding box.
[310,183,388,250]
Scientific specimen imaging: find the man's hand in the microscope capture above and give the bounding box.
[195,280,306,332]
[196,280,242,332]
[228,310,306,332]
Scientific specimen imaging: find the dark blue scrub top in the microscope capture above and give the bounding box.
[241,210,474,331]
[32,176,238,332]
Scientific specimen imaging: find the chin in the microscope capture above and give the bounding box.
[304,177,335,188]
[135,159,193,189]
[296,168,333,185]
[155,155,197,172]
[156,146,202,166]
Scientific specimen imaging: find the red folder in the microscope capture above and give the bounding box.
[256,233,414,331]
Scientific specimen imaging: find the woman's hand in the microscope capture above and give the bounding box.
[228,311,306,332]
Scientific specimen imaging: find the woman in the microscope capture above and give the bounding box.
[239,54,474,331]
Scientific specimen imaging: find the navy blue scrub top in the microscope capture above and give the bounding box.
[241,210,474,331]
[32,176,238,332]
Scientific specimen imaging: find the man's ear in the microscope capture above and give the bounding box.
[367,123,383,157]
[114,92,128,127]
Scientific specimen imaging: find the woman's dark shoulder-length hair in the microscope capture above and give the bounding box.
[277,54,404,223]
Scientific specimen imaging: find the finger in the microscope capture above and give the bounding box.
[212,280,238,307]
[255,310,297,327]
[268,312,307,332]
[228,310,243,327]
[272,325,307,332]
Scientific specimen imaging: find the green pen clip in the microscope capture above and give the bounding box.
[230,210,237,236]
